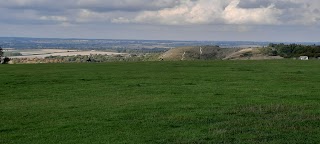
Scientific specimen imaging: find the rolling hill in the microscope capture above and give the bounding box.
[159,46,283,60]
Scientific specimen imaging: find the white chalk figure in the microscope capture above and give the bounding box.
[199,47,203,59]
[181,51,186,60]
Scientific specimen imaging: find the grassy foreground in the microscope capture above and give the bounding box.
[1,60,320,143]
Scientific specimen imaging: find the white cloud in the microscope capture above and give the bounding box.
[111,17,131,23]
[40,16,68,22]
[134,0,229,25]
[132,0,283,25]
[222,0,281,25]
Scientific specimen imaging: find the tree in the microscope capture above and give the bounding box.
[2,57,10,64]
[0,46,10,64]
[0,46,3,63]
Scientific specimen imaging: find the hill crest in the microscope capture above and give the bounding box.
[159,46,283,60]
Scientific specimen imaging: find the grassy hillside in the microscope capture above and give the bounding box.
[224,48,283,60]
[159,46,240,60]
[159,46,283,61]
[1,61,320,143]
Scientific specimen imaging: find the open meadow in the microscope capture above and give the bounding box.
[1,60,320,143]
[6,49,125,59]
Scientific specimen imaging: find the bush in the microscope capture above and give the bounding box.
[1,57,10,64]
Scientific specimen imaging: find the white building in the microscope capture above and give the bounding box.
[299,56,309,60]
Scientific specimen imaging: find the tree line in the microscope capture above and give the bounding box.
[265,43,320,58]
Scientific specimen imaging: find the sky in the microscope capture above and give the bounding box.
[0,0,320,42]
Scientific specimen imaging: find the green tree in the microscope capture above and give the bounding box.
[268,43,320,58]
[0,46,10,64]
[2,57,10,64]
[0,46,3,63]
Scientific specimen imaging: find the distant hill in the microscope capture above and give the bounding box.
[224,48,283,60]
[159,46,283,60]
[159,46,239,60]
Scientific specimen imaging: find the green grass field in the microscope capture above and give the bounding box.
[1,60,320,143]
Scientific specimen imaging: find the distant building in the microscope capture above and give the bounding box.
[299,56,309,60]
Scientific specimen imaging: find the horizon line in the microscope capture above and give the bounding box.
[0,36,319,44]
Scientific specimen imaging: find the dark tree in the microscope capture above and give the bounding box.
[2,57,10,64]
[0,46,3,57]
[0,46,10,64]
[268,43,320,58]
[0,46,3,63]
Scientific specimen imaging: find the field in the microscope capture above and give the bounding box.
[1,60,320,143]
[6,49,125,59]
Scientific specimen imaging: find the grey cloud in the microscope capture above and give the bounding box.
[313,9,320,14]
[0,0,319,26]
[0,0,76,11]
[238,0,302,9]
[76,0,180,12]
[1,0,179,12]
[0,0,179,25]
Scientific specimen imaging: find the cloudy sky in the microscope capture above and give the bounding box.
[0,0,320,42]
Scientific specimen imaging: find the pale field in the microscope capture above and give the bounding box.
[9,49,126,58]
